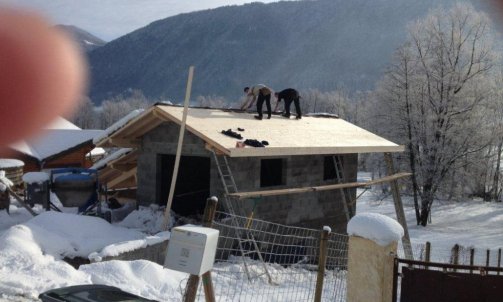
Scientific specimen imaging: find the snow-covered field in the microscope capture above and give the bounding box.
[358,189,503,250]
[1,188,502,301]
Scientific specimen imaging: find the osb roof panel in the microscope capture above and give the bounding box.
[152,105,403,157]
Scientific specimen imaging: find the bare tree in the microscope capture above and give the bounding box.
[373,4,498,225]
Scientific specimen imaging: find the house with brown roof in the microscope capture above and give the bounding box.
[95,104,403,232]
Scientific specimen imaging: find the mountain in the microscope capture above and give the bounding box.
[57,25,106,52]
[87,0,479,104]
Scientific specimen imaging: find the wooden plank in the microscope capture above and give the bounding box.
[156,105,405,156]
[228,172,411,199]
[163,66,194,230]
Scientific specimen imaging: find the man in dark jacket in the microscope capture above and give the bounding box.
[274,88,302,119]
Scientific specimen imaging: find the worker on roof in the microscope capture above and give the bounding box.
[241,84,273,120]
[274,88,302,119]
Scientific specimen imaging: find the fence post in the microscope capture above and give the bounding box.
[498,249,501,275]
[183,277,200,302]
[424,242,431,270]
[470,248,475,274]
[183,197,218,302]
[486,249,490,267]
[314,226,330,302]
[346,214,402,302]
[452,244,459,272]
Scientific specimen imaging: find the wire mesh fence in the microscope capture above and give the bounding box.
[189,210,349,302]
[397,241,427,260]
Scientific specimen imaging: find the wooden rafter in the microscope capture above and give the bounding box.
[228,172,411,199]
[107,167,137,188]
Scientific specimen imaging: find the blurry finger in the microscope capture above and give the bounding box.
[0,8,87,149]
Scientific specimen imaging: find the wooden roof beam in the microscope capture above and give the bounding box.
[205,143,229,156]
[107,167,137,188]
[110,162,137,172]
[109,138,141,147]
[228,172,411,199]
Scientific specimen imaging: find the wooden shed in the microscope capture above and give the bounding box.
[95,104,403,232]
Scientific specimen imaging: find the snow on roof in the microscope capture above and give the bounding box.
[8,116,104,161]
[13,129,104,161]
[304,112,339,118]
[0,159,25,169]
[93,109,144,144]
[44,116,81,130]
[22,172,50,184]
[91,148,133,170]
[87,147,106,157]
[347,213,404,246]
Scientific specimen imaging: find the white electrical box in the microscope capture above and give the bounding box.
[164,225,219,276]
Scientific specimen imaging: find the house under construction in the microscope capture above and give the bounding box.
[94,104,403,233]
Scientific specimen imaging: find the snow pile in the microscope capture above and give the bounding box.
[118,204,174,234]
[21,212,147,258]
[80,260,186,301]
[93,109,144,144]
[0,159,24,169]
[0,223,91,299]
[88,231,170,262]
[347,213,404,246]
[22,172,50,184]
[0,212,180,301]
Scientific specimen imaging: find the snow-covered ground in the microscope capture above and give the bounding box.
[357,189,503,250]
[1,188,502,301]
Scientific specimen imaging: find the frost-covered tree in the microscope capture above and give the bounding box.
[99,90,152,128]
[196,95,229,108]
[373,4,499,226]
[71,96,97,129]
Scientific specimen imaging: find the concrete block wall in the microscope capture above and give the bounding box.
[137,123,208,205]
[225,154,358,233]
[137,122,358,233]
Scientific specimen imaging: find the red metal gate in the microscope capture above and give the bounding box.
[393,258,503,302]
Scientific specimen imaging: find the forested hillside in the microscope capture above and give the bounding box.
[87,0,463,104]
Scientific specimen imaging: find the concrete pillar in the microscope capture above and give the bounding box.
[346,237,396,302]
[346,213,403,302]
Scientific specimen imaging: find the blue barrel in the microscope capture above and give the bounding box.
[53,173,97,209]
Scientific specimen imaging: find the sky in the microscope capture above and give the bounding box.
[0,0,287,41]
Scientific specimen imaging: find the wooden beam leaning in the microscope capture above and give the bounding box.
[384,152,413,260]
[228,172,411,199]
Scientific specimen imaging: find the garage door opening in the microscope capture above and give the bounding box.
[156,154,210,217]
